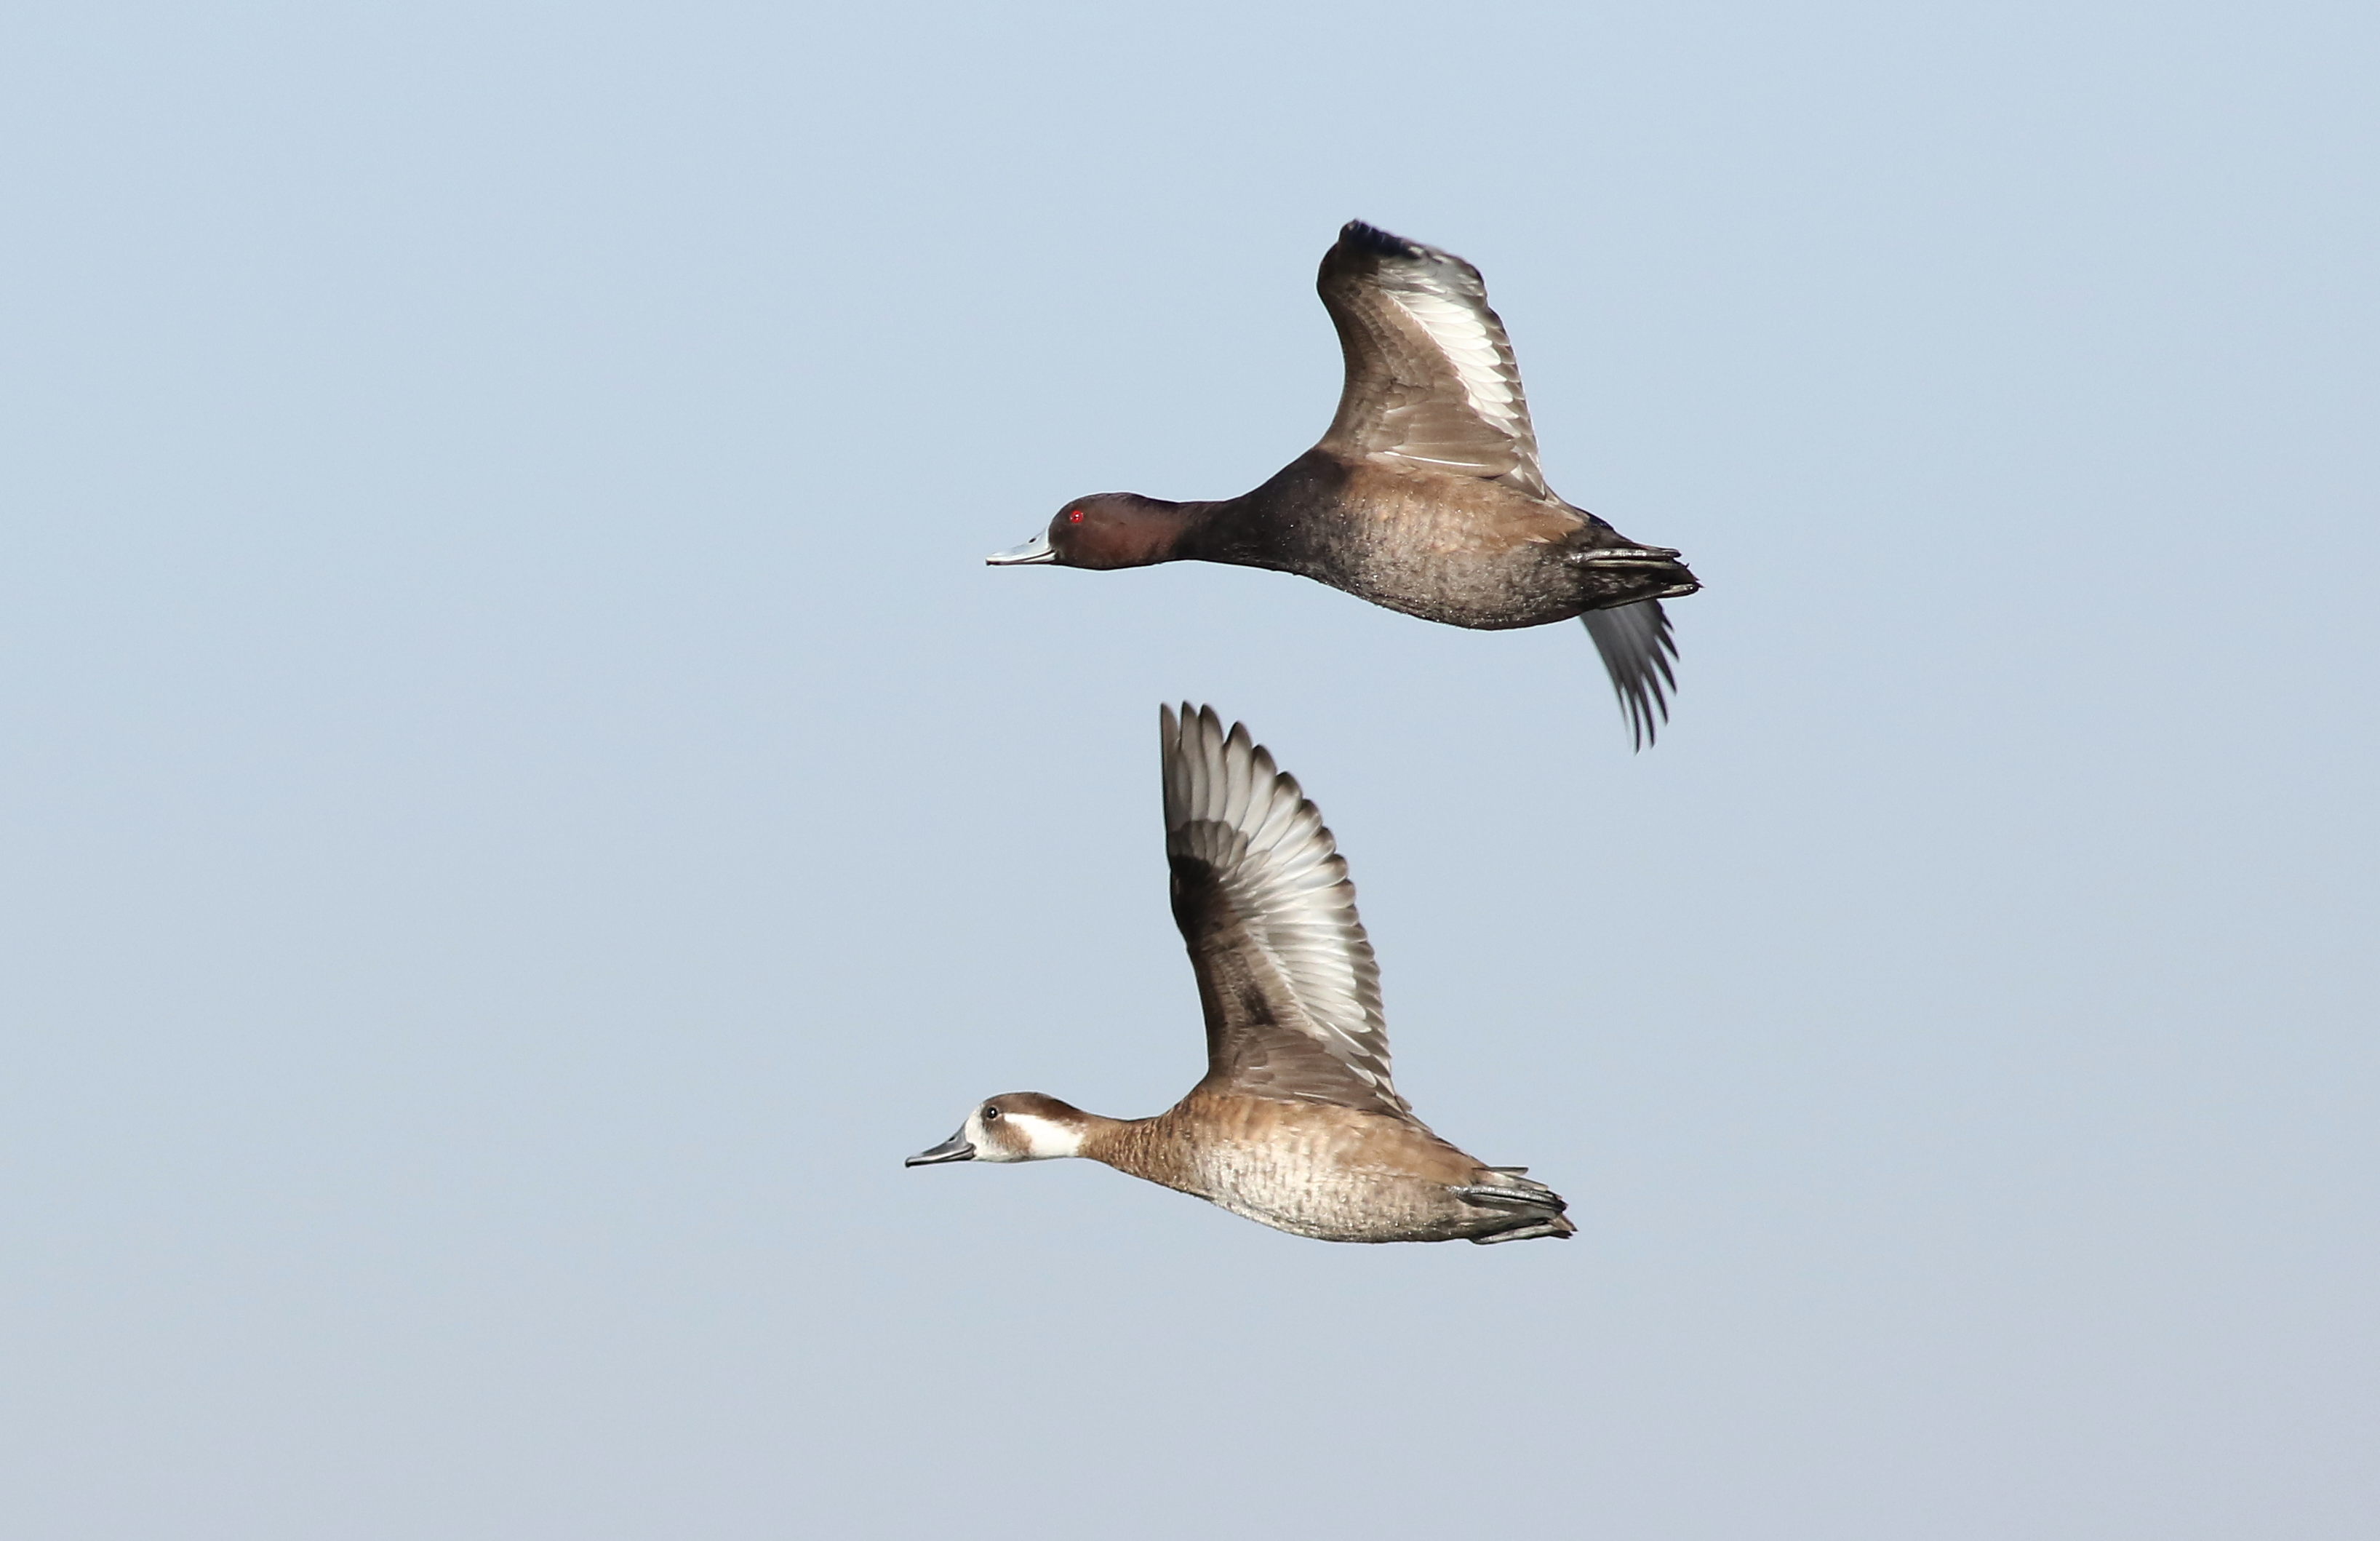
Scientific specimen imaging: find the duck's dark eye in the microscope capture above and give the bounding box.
[1067,509,1084,524]
[982,1104,1002,1121]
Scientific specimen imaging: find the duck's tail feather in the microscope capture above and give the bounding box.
[1453,1172,1576,1243]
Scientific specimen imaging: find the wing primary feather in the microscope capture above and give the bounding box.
[1159,704,1408,1118]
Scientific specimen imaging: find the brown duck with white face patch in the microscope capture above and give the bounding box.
[905,705,1575,1246]
[989,221,1701,749]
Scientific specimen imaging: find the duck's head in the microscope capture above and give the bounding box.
[904,1092,1092,1166]
[985,495,1183,571]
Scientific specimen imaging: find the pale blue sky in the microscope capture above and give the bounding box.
[2,3,2374,1537]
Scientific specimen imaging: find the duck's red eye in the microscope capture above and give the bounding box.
[1068,509,1085,524]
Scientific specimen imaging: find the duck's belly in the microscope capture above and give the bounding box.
[1298,490,1669,631]
[1327,539,1587,631]
[1204,1173,1477,1243]
[1173,1135,1486,1245]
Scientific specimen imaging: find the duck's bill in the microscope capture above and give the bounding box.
[904,1131,976,1167]
[985,532,1055,566]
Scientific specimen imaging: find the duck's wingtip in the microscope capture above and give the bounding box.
[1623,686,1674,752]
[1581,601,1680,752]
[1338,219,1421,258]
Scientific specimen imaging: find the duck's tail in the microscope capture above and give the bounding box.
[1453,1171,1577,1244]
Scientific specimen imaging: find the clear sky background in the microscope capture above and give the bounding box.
[3,3,2374,1537]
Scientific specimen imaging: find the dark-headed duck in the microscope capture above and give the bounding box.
[990,221,1701,748]
[906,704,1574,1246]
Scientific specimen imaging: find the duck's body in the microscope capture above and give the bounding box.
[991,222,1701,746]
[1079,1090,1569,1245]
[906,705,1574,1246]
[1136,448,1689,632]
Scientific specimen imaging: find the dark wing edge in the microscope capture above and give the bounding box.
[1581,600,1680,751]
[1159,704,1408,1117]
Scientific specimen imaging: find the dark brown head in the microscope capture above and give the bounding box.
[985,494,1189,571]
[903,1092,1093,1167]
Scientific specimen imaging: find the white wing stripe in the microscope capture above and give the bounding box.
[1385,290,1525,431]
[1161,704,1399,1110]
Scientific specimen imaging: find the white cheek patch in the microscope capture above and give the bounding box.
[1001,1112,1085,1160]
[962,1110,1017,1163]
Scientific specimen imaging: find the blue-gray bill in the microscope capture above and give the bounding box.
[985,533,1055,565]
[904,1130,975,1166]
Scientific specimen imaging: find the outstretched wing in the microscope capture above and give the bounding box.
[1582,600,1680,751]
[1160,704,1408,1118]
[1314,220,1548,496]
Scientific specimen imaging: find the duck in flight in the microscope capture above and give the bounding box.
[906,704,1575,1245]
[990,221,1701,748]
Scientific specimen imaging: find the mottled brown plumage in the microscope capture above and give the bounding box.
[905,706,1574,1246]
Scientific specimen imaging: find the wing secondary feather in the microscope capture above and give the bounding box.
[1315,220,1548,495]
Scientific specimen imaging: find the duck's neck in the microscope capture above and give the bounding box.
[1077,1110,1202,1194]
[1165,499,1255,564]
[1170,449,1351,569]
[1111,496,1223,566]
